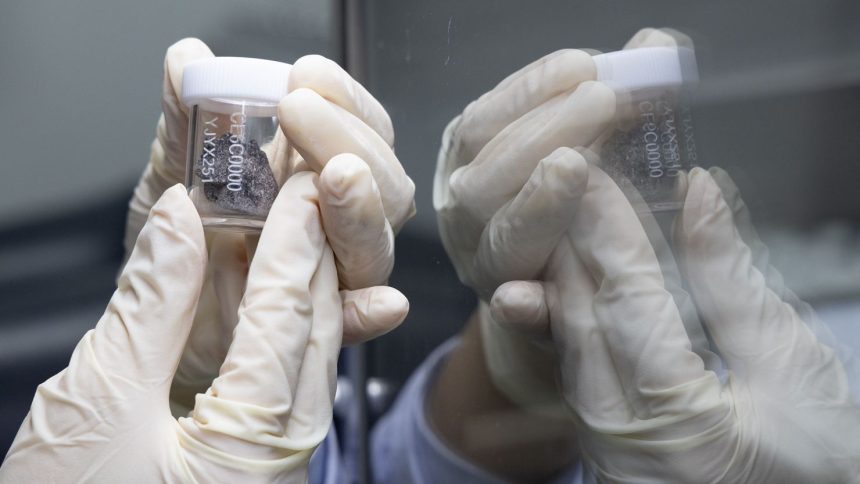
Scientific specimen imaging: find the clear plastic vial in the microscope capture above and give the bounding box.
[181,57,291,232]
[594,47,699,212]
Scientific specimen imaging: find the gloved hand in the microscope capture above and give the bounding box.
[460,26,860,479]
[433,27,718,415]
[0,177,345,483]
[434,43,616,412]
[528,163,860,482]
[123,39,414,413]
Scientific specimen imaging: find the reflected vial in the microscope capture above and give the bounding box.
[181,57,291,232]
[594,47,699,212]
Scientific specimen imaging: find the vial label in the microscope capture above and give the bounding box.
[639,98,681,179]
[199,115,219,184]
[600,90,698,211]
[226,112,247,192]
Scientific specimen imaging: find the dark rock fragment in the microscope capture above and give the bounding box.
[195,133,278,217]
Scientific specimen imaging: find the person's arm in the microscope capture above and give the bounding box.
[428,314,579,483]
[371,327,584,484]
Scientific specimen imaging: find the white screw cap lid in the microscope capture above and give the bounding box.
[593,46,698,92]
[181,57,292,107]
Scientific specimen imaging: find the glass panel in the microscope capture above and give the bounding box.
[366,1,860,482]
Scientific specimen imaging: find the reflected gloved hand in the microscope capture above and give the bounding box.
[525,165,860,482]
[0,177,344,483]
[434,27,710,415]
[434,46,615,412]
[121,39,413,413]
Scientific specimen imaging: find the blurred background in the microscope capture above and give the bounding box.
[3,0,860,477]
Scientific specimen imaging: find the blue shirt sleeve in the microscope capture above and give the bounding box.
[308,425,345,484]
[370,338,584,483]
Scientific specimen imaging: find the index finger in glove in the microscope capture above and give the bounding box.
[470,146,588,298]
[456,49,597,163]
[450,81,616,223]
[279,88,415,232]
[182,171,339,462]
[289,54,394,146]
[571,165,719,419]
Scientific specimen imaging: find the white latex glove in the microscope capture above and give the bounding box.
[0,176,344,483]
[456,27,860,480]
[523,164,860,482]
[122,39,413,413]
[434,27,721,415]
[434,46,616,411]
[280,54,416,284]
